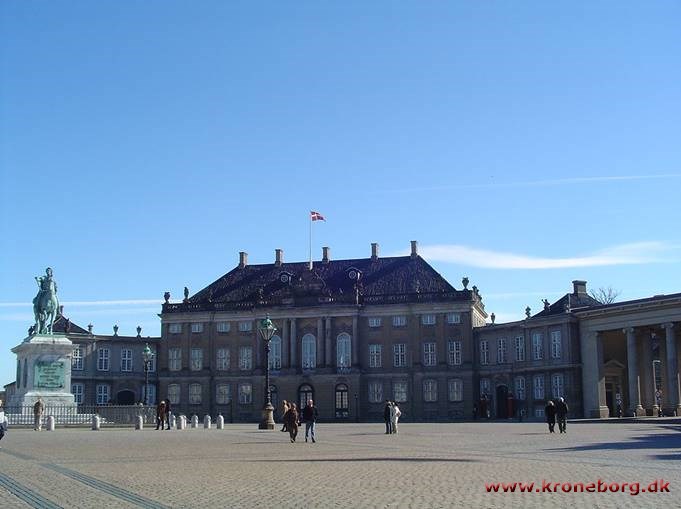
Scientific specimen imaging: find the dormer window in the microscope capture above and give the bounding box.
[279,271,293,284]
[346,267,362,281]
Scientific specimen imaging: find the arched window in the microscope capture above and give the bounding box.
[269,335,282,370]
[302,334,316,369]
[336,333,351,368]
[335,383,349,418]
[298,384,314,409]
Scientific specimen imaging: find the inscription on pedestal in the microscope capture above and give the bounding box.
[34,361,66,389]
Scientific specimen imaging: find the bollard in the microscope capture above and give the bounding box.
[177,415,186,430]
[216,414,224,430]
[92,415,101,431]
[135,415,144,430]
[191,415,199,429]
[204,415,212,429]
[47,415,55,431]
[171,415,176,430]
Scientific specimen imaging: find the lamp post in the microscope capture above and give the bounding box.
[142,343,154,406]
[258,315,277,430]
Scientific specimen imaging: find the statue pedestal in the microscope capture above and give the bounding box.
[9,334,76,410]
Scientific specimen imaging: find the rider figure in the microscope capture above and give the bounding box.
[33,267,59,333]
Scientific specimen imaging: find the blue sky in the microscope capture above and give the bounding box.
[1,1,680,387]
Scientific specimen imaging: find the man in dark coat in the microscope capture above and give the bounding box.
[545,400,556,433]
[383,400,392,434]
[302,399,319,443]
[555,397,569,433]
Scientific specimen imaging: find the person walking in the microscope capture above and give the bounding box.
[0,400,7,447]
[156,401,167,430]
[555,397,569,433]
[391,402,402,434]
[280,400,290,432]
[33,398,44,431]
[383,400,392,434]
[284,403,299,443]
[165,399,172,430]
[545,400,556,433]
[302,399,318,443]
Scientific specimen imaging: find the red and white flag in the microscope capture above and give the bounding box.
[310,211,326,221]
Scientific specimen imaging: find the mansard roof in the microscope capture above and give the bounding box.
[52,314,89,335]
[164,255,478,313]
[533,292,601,318]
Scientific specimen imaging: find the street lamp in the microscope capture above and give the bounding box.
[258,315,277,430]
[142,343,154,406]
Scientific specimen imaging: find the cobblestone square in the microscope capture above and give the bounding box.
[0,420,679,509]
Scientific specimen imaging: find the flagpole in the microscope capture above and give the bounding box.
[309,213,312,270]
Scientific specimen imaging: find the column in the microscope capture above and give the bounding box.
[352,315,359,366]
[580,330,609,418]
[640,329,654,413]
[663,323,680,415]
[282,318,289,369]
[624,327,644,416]
[325,317,332,366]
[290,319,297,368]
[317,318,324,367]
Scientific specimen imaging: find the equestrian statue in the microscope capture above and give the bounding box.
[32,267,60,334]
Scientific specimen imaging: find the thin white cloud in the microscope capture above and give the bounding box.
[407,241,674,269]
[0,299,160,308]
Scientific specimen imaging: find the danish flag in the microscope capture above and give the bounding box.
[310,211,326,221]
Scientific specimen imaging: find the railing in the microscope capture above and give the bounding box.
[5,405,159,426]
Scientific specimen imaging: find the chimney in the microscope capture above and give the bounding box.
[322,246,330,264]
[371,242,379,260]
[275,248,283,267]
[572,280,587,295]
[239,251,248,269]
[410,240,418,259]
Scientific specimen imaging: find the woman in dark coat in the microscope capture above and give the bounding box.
[545,400,556,433]
[285,403,299,443]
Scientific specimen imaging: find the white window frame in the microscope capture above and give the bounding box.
[72,383,84,404]
[121,348,133,372]
[148,347,156,372]
[96,384,110,405]
[238,321,253,332]
[72,345,83,370]
[533,375,545,400]
[168,323,182,334]
[167,384,180,405]
[238,383,252,404]
[447,313,461,324]
[216,348,230,370]
[393,381,408,403]
[497,338,507,364]
[393,343,407,367]
[302,334,316,369]
[421,314,436,325]
[369,344,382,368]
[270,335,282,370]
[423,342,437,366]
[189,383,202,404]
[448,340,462,366]
[191,322,204,333]
[97,348,110,371]
[190,348,203,371]
[239,346,253,370]
[532,333,544,360]
[480,378,491,398]
[368,381,383,403]
[216,383,231,404]
[515,376,526,400]
[423,379,438,402]
[217,321,231,333]
[551,330,562,359]
[515,336,525,362]
[392,315,407,327]
[336,333,351,368]
[169,347,182,371]
[368,317,382,328]
[551,373,564,398]
[144,384,157,405]
[480,340,489,365]
[448,379,463,402]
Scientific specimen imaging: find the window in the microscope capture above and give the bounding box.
[448,340,462,366]
[97,348,110,371]
[217,321,231,333]
[169,323,182,334]
[190,348,203,371]
[534,407,545,418]
[515,336,525,362]
[480,378,491,398]
[167,384,180,405]
[121,348,132,372]
[336,333,351,368]
[448,379,463,401]
[144,384,157,405]
[393,381,408,402]
[497,338,507,364]
[239,346,253,370]
[551,373,564,398]
[480,340,489,365]
[302,334,316,369]
[532,333,544,360]
[169,348,182,371]
[298,384,314,409]
[421,314,436,325]
[72,345,83,370]
[189,383,202,404]
[270,335,282,370]
[148,347,156,372]
[423,379,438,402]
[238,321,252,332]
[335,384,349,418]
[72,383,84,404]
[216,384,231,404]
[368,317,382,328]
[447,313,461,324]
[393,344,407,367]
[96,384,110,405]
[368,381,383,403]
[216,348,230,370]
[392,315,407,327]
[533,375,545,400]
[369,344,382,368]
[515,376,526,400]
[550,331,562,359]
[191,323,203,333]
[423,342,437,366]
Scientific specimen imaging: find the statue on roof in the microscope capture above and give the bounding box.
[32,267,60,334]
